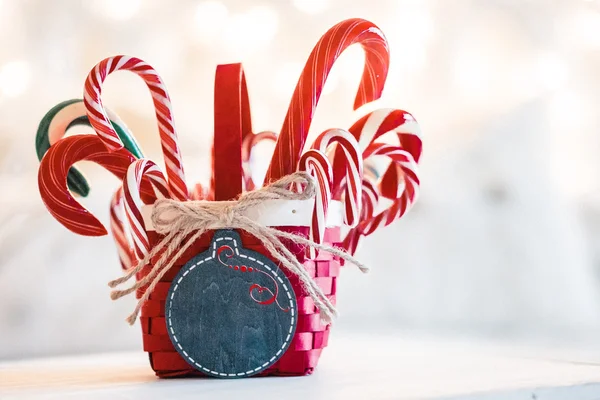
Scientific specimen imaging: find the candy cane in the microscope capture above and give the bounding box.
[360,177,380,221]
[357,143,419,237]
[297,149,333,256]
[242,130,277,191]
[190,182,209,200]
[110,187,136,270]
[123,159,170,259]
[265,18,390,182]
[343,177,380,255]
[38,135,139,236]
[36,99,143,197]
[311,129,363,227]
[83,56,188,200]
[346,108,422,199]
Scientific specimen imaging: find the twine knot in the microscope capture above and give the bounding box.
[108,171,368,325]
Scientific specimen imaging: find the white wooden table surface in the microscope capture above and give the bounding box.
[2,331,600,400]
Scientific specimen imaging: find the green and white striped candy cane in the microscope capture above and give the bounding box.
[35,99,143,197]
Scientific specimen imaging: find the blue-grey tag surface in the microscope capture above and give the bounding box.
[166,229,297,378]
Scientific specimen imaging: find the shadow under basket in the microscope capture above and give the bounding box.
[136,224,343,378]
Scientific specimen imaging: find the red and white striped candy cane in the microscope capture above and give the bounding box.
[123,159,170,259]
[343,177,380,255]
[190,182,209,200]
[346,108,422,199]
[343,144,419,254]
[359,177,380,221]
[297,149,333,256]
[266,18,390,182]
[359,143,419,235]
[242,130,277,191]
[110,187,135,270]
[311,129,363,227]
[83,55,188,201]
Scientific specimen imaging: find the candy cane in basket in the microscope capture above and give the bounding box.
[38,135,140,236]
[265,18,390,182]
[83,55,188,200]
[110,187,136,270]
[242,130,277,191]
[297,149,333,256]
[347,108,422,199]
[343,176,380,255]
[311,129,363,227]
[343,144,419,254]
[360,143,419,234]
[36,99,144,198]
[123,159,171,259]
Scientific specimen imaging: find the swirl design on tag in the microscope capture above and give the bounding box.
[217,245,290,312]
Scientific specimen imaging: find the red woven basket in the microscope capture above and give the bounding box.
[137,225,342,377]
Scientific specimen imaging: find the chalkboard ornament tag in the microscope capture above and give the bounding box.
[166,229,298,378]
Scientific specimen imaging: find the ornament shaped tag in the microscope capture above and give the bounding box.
[166,230,297,378]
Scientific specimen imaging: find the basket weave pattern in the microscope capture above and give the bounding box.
[136,226,342,377]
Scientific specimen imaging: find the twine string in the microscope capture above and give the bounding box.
[109,172,368,325]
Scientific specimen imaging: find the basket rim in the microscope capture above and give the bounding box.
[141,199,344,230]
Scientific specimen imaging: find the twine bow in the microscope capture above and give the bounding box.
[109,172,369,325]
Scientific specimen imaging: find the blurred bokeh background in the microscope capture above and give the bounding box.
[1,0,599,360]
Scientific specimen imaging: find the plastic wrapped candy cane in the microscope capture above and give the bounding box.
[36,99,143,197]
[265,18,390,182]
[311,129,363,227]
[84,55,188,200]
[38,135,141,236]
[122,159,170,259]
[297,149,333,256]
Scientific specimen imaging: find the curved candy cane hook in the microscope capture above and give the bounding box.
[84,56,188,200]
[38,135,140,236]
[110,187,136,270]
[36,99,143,197]
[347,108,422,199]
[265,18,390,182]
[242,130,277,191]
[123,159,171,259]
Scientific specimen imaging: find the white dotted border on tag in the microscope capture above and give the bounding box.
[166,235,296,377]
